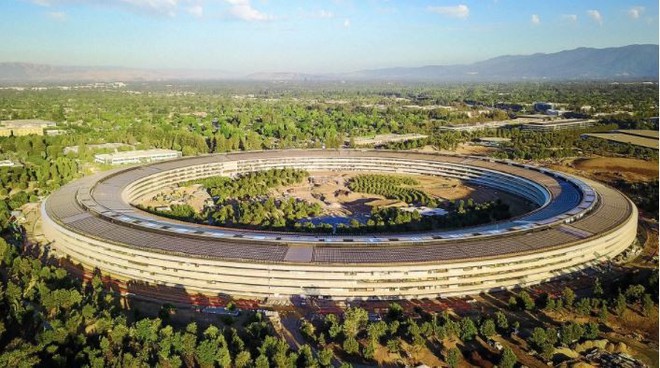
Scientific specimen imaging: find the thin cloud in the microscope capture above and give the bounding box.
[628,6,644,19]
[47,11,67,21]
[531,14,540,25]
[316,10,334,19]
[586,9,602,25]
[562,14,578,23]
[427,4,469,19]
[31,0,52,6]
[225,0,272,21]
[118,0,180,17]
[187,5,203,18]
[30,0,198,18]
[343,18,351,28]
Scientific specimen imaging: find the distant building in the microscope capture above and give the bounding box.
[45,129,67,136]
[437,120,518,132]
[0,160,17,167]
[582,129,659,150]
[521,119,596,132]
[94,149,182,165]
[349,133,428,147]
[64,142,133,155]
[0,119,57,136]
[400,206,448,216]
[477,137,511,147]
[533,102,554,113]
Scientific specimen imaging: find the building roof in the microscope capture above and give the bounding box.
[478,137,511,142]
[95,149,181,161]
[524,119,595,127]
[44,150,632,266]
[582,133,659,150]
[0,119,56,128]
[615,129,659,139]
[351,134,428,145]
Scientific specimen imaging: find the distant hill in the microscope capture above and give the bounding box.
[0,63,235,82]
[244,72,327,81]
[0,44,657,83]
[347,44,659,81]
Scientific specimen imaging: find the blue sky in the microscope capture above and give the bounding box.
[1,0,658,74]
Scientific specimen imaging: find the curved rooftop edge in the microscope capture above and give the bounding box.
[41,150,638,300]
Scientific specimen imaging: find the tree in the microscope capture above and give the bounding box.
[342,336,359,355]
[508,296,518,310]
[499,347,517,368]
[599,301,609,322]
[235,351,252,368]
[530,328,547,350]
[386,339,400,354]
[297,345,318,368]
[625,284,646,302]
[593,277,604,296]
[459,318,478,341]
[255,354,270,368]
[562,287,576,309]
[495,311,509,331]
[363,341,376,360]
[342,308,368,339]
[300,319,315,341]
[518,291,535,311]
[642,294,655,316]
[480,319,497,338]
[560,322,584,345]
[614,293,627,316]
[367,321,387,343]
[388,303,404,321]
[446,347,461,368]
[318,347,333,367]
[584,322,600,339]
[576,298,591,316]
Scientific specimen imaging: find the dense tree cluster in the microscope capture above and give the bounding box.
[348,174,437,207]
[490,124,658,161]
[335,198,510,233]
[211,198,322,229]
[152,169,323,230]
[0,237,337,367]
[612,179,659,219]
[191,169,308,202]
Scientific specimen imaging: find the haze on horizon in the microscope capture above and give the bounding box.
[1,0,658,75]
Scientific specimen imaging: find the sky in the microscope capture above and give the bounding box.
[1,0,658,75]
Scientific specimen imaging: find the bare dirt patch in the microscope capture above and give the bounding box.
[138,171,535,222]
[574,157,658,177]
[557,157,658,183]
[274,171,533,219]
[437,143,500,156]
[138,184,211,213]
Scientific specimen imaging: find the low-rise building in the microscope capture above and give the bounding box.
[533,101,554,112]
[582,129,659,150]
[349,133,428,147]
[0,119,57,136]
[521,119,596,132]
[45,129,67,136]
[94,149,182,165]
[477,137,511,147]
[64,142,133,155]
[436,120,518,132]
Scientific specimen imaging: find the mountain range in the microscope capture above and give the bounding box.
[0,44,657,83]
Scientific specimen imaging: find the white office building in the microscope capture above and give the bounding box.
[94,149,182,165]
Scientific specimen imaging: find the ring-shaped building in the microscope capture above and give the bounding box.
[42,150,637,300]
